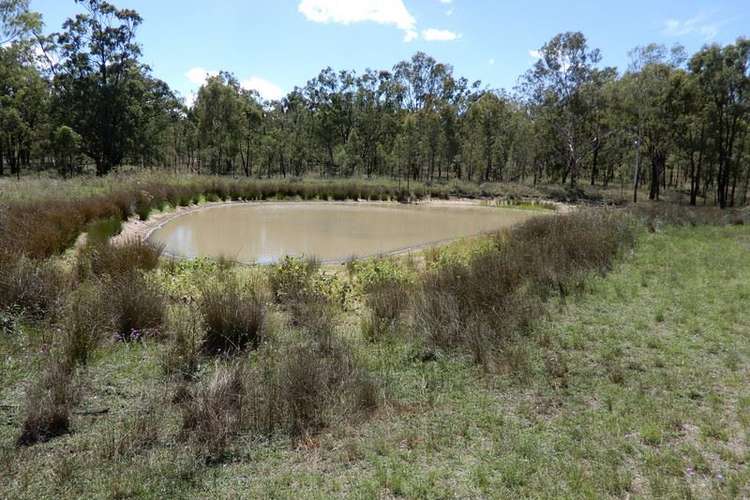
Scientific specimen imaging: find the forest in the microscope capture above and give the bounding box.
[1,0,749,207]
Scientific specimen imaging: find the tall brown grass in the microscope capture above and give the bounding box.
[76,239,163,279]
[415,210,635,367]
[0,255,67,320]
[179,332,378,460]
[17,358,75,447]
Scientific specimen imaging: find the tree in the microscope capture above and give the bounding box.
[0,0,41,45]
[193,73,245,175]
[523,32,601,188]
[53,0,166,175]
[51,125,81,177]
[690,39,750,208]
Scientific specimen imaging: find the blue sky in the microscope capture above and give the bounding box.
[31,0,748,103]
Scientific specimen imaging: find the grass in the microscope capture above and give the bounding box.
[0,198,748,497]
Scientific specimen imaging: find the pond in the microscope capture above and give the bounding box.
[147,202,536,264]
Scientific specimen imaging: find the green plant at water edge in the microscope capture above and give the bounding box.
[86,216,123,244]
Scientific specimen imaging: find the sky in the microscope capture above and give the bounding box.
[30,0,748,104]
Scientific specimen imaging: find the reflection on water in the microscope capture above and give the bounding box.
[148,203,535,264]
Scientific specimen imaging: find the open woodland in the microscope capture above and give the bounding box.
[1,1,750,498]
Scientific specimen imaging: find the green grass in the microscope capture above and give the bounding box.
[1,224,748,498]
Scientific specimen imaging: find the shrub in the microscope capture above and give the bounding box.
[265,335,378,437]
[77,239,163,279]
[134,191,154,220]
[268,256,320,305]
[199,278,265,354]
[414,210,634,367]
[17,358,75,447]
[178,331,378,460]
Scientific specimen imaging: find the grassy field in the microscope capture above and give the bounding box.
[1,216,748,498]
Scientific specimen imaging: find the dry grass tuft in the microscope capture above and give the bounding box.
[199,278,265,354]
[16,359,75,447]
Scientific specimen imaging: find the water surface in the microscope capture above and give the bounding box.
[148,202,534,264]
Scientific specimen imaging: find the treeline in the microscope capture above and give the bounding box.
[1,0,749,207]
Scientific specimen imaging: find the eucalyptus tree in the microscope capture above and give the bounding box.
[462,92,516,182]
[53,0,171,175]
[689,39,750,208]
[193,73,245,175]
[522,32,601,188]
[0,0,40,45]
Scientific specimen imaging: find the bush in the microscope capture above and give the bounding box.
[77,239,163,279]
[199,278,265,354]
[268,256,320,305]
[263,335,378,437]
[17,358,75,447]
[179,333,378,460]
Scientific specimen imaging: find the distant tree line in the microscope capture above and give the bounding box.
[1,0,749,207]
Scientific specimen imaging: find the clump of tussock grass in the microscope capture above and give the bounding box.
[107,271,166,341]
[360,277,412,341]
[179,333,378,461]
[16,358,76,447]
[179,360,245,461]
[61,281,112,365]
[199,277,266,354]
[77,239,163,279]
[0,254,67,321]
[162,306,204,380]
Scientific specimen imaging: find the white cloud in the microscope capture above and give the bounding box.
[241,76,284,101]
[184,91,198,108]
[488,58,495,65]
[438,0,452,3]
[445,8,454,16]
[528,49,542,59]
[421,28,460,41]
[186,67,218,85]
[298,0,416,40]
[662,14,719,39]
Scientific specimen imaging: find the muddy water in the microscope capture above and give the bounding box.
[148,203,535,264]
